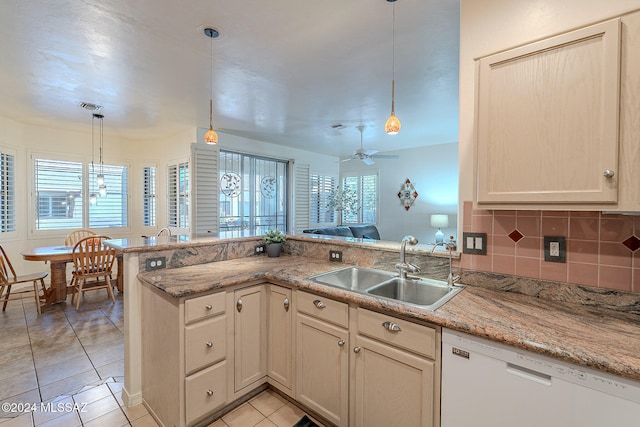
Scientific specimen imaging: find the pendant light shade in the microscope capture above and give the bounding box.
[204,27,220,144]
[385,0,401,135]
[92,113,107,198]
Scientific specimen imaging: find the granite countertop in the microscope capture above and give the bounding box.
[137,255,640,382]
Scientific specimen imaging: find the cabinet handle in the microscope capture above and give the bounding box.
[382,321,402,332]
[353,347,361,353]
[206,389,214,396]
[313,299,326,309]
[205,304,213,310]
[603,170,615,178]
[283,298,290,312]
[236,298,243,312]
[338,339,345,347]
[206,341,213,348]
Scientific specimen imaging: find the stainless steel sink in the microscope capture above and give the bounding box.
[309,266,397,291]
[366,277,465,310]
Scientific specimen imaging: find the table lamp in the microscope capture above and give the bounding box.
[430,214,449,244]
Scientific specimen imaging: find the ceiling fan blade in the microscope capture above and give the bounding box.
[371,154,400,159]
[363,149,378,156]
[362,157,375,165]
[339,157,354,163]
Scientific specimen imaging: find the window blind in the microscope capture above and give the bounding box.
[143,166,156,227]
[88,164,128,228]
[168,161,189,228]
[0,151,15,233]
[34,158,84,230]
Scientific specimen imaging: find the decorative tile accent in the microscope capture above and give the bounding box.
[622,235,640,252]
[508,229,524,243]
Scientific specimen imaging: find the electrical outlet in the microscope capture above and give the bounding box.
[544,236,566,263]
[145,256,167,271]
[329,250,343,262]
[254,244,266,255]
[462,232,487,255]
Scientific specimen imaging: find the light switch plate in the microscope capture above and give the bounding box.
[462,232,487,255]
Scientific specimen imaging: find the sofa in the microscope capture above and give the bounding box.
[302,224,381,240]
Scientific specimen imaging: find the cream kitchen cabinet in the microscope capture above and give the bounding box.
[141,285,228,427]
[267,284,293,395]
[295,291,350,427]
[351,307,439,427]
[475,18,624,208]
[232,285,267,395]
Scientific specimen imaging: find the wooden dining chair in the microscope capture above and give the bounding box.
[0,245,48,314]
[70,235,116,310]
[65,229,97,246]
[157,227,171,237]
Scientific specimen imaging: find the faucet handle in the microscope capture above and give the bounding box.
[406,263,421,273]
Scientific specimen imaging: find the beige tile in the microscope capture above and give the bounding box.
[39,370,100,401]
[0,371,38,401]
[82,408,129,427]
[0,412,33,427]
[0,350,35,382]
[222,403,266,427]
[267,403,305,427]
[86,342,124,368]
[72,384,112,406]
[249,390,287,417]
[106,382,124,406]
[95,360,124,379]
[36,410,81,427]
[37,355,94,387]
[130,413,161,427]
[77,395,119,424]
[121,403,149,423]
[0,389,41,419]
[206,420,228,427]
[32,395,73,426]
[254,419,277,427]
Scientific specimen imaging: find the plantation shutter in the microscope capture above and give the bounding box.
[191,143,219,236]
[0,151,15,233]
[294,163,310,233]
[143,166,156,227]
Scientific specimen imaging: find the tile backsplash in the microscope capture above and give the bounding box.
[458,201,640,293]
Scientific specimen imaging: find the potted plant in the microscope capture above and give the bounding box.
[263,229,286,257]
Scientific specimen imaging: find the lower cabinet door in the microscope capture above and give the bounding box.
[353,335,435,427]
[267,285,293,392]
[185,360,227,425]
[295,313,349,427]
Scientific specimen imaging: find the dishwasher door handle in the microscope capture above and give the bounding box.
[506,362,552,386]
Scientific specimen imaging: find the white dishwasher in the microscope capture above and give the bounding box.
[441,329,640,427]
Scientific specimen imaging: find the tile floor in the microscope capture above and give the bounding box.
[0,289,324,427]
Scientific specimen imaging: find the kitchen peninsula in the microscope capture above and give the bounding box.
[106,234,640,427]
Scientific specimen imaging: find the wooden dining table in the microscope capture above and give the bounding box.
[21,245,123,310]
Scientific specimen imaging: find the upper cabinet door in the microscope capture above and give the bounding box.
[476,19,621,205]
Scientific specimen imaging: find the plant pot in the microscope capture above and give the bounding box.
[266,243,283,258]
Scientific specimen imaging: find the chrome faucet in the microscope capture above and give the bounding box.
[396,235,421,279]
[431,241,460,286]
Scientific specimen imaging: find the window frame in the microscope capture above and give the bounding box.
[339,170,379,225]
[29,150,131,239]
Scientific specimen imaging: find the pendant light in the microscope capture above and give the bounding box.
[93,113,107,197]
[204,27,219,144]
[384,0,401,135]
[89,113,98,205]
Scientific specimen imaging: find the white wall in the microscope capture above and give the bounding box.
[340,142,458,244]
[459,0,640,207]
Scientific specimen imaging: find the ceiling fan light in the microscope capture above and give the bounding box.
[385,113,401,135]
[205,127,218,144]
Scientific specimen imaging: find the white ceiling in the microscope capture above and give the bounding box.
[0,0,460,158]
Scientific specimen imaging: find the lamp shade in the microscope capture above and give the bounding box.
[430,214,449,229]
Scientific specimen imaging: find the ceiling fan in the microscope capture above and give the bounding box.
[340,125,400,165]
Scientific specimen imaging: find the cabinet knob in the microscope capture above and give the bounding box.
[353,346,361,353]
[236,298,243,312]
[382,321,402,332]
[206,389,214,397]
[205,304,213,310]
[313,299,326,309]
[338,339,346,347]
[603,170,615,178]
[206,341,213,348]
[283,298,290,312]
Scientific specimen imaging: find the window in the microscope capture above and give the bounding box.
[341,173,378,224]
[33,156,129,232]
[310,173,335,226]
[143,166,156,227]
[168,162,189,228]
[0,150,15,233]
[219,151,287,237]
[88,164,128,228]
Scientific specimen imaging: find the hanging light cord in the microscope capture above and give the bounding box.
[391,2,396,114]
[209,32,213,130]
[99,116,104,175]
[91,115,95,173]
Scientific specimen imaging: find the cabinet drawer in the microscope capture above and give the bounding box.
[356,308,436,359]
[185,316,226,375]
[185,291,225,324]
[297,291,348,328]
[185,360,227,425]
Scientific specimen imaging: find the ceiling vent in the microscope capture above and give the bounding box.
[79,102,103,111]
